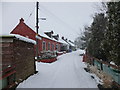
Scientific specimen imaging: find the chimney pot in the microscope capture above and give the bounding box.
[20,18,24,23]
[51,31,54,34]
[62,36,64,40]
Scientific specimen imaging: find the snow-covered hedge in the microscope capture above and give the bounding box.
[39,51,57,60]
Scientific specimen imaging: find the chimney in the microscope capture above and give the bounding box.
[53,34,59,40]
[62,36,64,40]
[57,34,59,38]
[65,38,67,41]
[51,31,54,34]
[20,18,24,23]
[57,34,59,40]
[44,31,53,38]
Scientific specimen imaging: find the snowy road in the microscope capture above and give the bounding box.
[17,50,99,88]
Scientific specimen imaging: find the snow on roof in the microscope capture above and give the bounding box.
[39,31,61,43]
[11,34,36,44]
[68,41,75,47]
[58,38,69,45]
[38,30,73,45]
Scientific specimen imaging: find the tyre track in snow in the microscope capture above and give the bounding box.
[72,51,98,88]
[49,51,98,88]
[17,50,98,88]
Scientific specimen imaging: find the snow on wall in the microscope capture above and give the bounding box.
[11,34,36,45]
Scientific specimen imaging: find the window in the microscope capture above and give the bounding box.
[56,44,58,51]
[58,44,60,51]
[52,43,54,51]
[48,42,50,50]
[42,41,46,51]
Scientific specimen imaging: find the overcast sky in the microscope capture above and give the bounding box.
[2,2,100,41]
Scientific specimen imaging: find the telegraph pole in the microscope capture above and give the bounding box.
[36,2,39,59]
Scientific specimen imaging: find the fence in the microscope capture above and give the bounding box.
[93,58,120,85]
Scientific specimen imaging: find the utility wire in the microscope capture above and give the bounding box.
[24,3,78,40]
[39,4,79,35]
[24,5,36,31]
[26,5,36,23]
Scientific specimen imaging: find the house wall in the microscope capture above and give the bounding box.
[10,18,36,41]
[60,44,68,51]
[39,37,61,52]
[10,18,61,57]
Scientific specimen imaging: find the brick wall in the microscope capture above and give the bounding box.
[1,37,36,85]
[2,42,13,66]
[13,38,36,83]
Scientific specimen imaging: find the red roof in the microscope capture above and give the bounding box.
[10,18,62,44]
[10,18,36,40]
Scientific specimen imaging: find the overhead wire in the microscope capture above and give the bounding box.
[24,3,79,40]
[25,5,36,31]
[25,5,36,23]
[39,4,79,35]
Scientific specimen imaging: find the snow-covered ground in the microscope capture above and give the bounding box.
[17,50,100,88]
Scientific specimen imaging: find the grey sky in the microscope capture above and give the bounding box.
[2,2,99,41]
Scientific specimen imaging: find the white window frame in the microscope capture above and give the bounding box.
[52,43,54,51]
[48,42,51,50]
[56,44,58,51]
[42,41,46,51]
